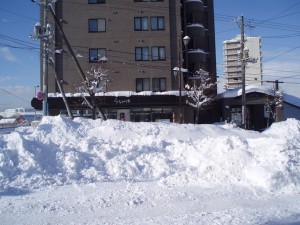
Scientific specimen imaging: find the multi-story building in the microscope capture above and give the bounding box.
[33,0,217,123]
[223,35,262,90]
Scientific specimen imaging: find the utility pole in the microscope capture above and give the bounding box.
[49,57,74,119]
[42,2,48,116]
[240,15,247,129]
[47,4,106,120]
[31,0,52,116]
[235,15,256,129]
[31,0,106,120]
[267,80,284,122]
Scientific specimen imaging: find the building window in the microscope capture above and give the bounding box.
[134,0,164,1]
[88,0,106,3]
[152,47,166,61]
[152,78,166,92]
[135,47,149,61]
[134,17,148,31]
[151,17,165,30]
[89,19,106,32]
[136,78,150,92]
[89,48,106,62]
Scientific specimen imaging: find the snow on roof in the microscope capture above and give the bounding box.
[186,23,204,28]
[218,85,274,99]
[284,93,300,108]
[188,49,206,53]
[48,91,181,98]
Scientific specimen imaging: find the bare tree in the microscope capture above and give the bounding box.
[86,66,111,93]
[185,69,216,124]
[265,88,283,126]
[78,65,112,118]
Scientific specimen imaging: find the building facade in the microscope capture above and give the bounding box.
[223,35,262,90]
[34,0,217,123]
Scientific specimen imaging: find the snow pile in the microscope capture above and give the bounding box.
[0,116,300,192]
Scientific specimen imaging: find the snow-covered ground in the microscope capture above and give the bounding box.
[0,116,300,224]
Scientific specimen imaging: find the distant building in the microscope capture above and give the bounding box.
[283,94,300,120]
[223,35,262,90]
[33,0,218,123]
[218,85,274,130]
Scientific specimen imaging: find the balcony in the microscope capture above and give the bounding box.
[187,49,206,63]
[186,23,205,38]
[185,0,203,12]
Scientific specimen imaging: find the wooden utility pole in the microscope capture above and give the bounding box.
[42,2,48,116]
[47,4,106,120]
[240,15,247,129]
[267,80,284,122]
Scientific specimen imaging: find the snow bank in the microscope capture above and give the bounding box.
[0,116,300,192]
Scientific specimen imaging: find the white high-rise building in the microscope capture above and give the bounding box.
[223,35,263,90]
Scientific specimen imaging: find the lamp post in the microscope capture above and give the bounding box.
[173,36,190,124]
[183,35,191,74]
[173,67,185,123]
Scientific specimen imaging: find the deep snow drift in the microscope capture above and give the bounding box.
[0,117,300,224]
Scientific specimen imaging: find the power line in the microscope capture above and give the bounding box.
[0,88,30,103]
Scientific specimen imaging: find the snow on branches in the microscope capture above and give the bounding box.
[184,69,216,123]
[77,65,112,110]
[85,66,111,94]
[265,88,283,119]
[185,69,216,109]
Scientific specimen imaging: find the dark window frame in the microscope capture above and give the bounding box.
[151,16,165,30]
[88,18,106,33]
[89,48,107,62]
[135,47,150,61]
[151,46,166,61]
[152,77,166,92]
[134,17,149,31]
[134,0,164,1]
[136,78,150,92]
[88,0,106,4]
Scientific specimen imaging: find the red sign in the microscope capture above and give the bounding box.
[37,91,44,100]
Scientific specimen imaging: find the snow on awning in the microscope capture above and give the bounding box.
[218,85,274,99]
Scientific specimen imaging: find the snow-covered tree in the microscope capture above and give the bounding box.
[78,65,112,118]
[265,88,283,124]
[86,66,111,94]
[185,69,216,124]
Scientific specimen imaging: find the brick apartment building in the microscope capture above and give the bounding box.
[32,0,217,123]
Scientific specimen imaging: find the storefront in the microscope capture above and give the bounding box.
[32,94,180,123]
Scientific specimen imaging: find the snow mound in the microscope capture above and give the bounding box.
[0,116,300,192]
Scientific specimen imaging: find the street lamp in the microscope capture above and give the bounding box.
[173,36,190,124]
[183,36,191,73]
